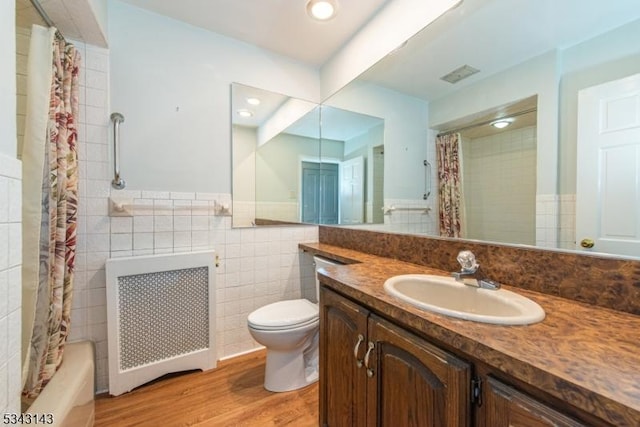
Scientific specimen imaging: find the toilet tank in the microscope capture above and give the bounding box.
[313,256,342,302]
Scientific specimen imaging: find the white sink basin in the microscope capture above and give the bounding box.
[383,274,545,325]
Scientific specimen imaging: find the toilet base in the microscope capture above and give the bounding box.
[264,332,319,392]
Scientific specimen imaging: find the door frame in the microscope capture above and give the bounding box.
[299,156,341,223]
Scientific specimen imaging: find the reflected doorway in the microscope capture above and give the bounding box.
[301,161,339,224]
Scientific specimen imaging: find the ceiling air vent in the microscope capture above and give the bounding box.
[440,65,480,84]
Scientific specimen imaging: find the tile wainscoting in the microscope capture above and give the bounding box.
[0,153,22,413]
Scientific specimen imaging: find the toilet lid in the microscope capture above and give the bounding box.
[248,299,319,329]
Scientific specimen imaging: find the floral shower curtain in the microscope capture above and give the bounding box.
[436,133,463,238]
[22,26,80,401]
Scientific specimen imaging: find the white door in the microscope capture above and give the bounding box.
[576,73,640,257]
[339,156,364,224]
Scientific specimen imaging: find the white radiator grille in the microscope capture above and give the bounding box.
[117,267,209,370]
[106,251,216,396]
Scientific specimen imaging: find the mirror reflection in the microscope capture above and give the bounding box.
[231,84,385,227]
[323,0,640,258]
[231,0,640,258]
[438,96,537,246]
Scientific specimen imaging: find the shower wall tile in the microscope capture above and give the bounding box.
[84,68,108,91]
[0,153,22,413]
[0,226,8,270]
[15,26,30,159]
[71,39,112,392]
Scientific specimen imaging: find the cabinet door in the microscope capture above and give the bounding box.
[484,376,588,427]
[320,288,370,427]
[366,314,471,427]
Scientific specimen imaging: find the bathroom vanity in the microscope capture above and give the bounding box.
[302,242,640,427]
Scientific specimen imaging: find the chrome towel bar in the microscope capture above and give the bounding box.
[110,112,126,190]
[382,205,431,215]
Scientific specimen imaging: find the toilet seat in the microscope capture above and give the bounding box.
[248,299,319,331]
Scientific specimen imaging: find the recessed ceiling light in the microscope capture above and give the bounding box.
[247,97,261,106]
[237,109,253,118]
[491,119,513,129]
[307,0,338,21]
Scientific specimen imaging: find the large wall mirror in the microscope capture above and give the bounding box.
[323,0,640,259]
[231,0,640,259]
[231,84,385,228]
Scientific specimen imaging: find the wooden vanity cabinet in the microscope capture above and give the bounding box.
[480,376,588,427]
[319,286,369,426]
[320,287,472,427]
[320,286,604,427]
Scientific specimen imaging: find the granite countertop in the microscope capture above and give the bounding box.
[300,242,640,426]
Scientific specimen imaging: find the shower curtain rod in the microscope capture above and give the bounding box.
[436,107,537,137]
[29,0,55,28]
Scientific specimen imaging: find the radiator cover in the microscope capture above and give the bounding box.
[106,251,216,396]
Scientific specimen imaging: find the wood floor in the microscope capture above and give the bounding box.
[95,350,319,427]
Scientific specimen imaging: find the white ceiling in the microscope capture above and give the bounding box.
[119,0,392,66]
[360,0,640,102]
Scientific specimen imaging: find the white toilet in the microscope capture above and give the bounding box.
[247,255,340,392]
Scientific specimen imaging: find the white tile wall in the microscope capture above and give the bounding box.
[382,198,438,235]
[536,194,560,248]
[15,26,29,160]
[0,153,22,413]
[558,194,576,250]
[537,193,576,250]
[67,42,319,392]
[461,126,537,245]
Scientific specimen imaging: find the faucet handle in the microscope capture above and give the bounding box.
[456,250,478,272]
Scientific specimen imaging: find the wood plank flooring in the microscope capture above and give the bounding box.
[95,350,319,427]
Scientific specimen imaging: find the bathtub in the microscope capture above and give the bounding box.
[25,341,95,427]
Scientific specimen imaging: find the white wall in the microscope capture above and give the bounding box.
[429,50,560,197]
[1,0,22,414]
[558,18,640,194]
[326,81,430,200]
[231,125,256,227]
[109,1,320,193]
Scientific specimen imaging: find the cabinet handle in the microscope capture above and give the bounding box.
[353,334,365,368]
[364,342,375,377]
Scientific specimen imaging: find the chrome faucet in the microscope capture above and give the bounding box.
[452,250,501,290]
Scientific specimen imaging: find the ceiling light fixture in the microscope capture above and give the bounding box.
[491,119,513,129]
[237,109,253,118]
[306,0,338,21]
[247,97,261,106]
